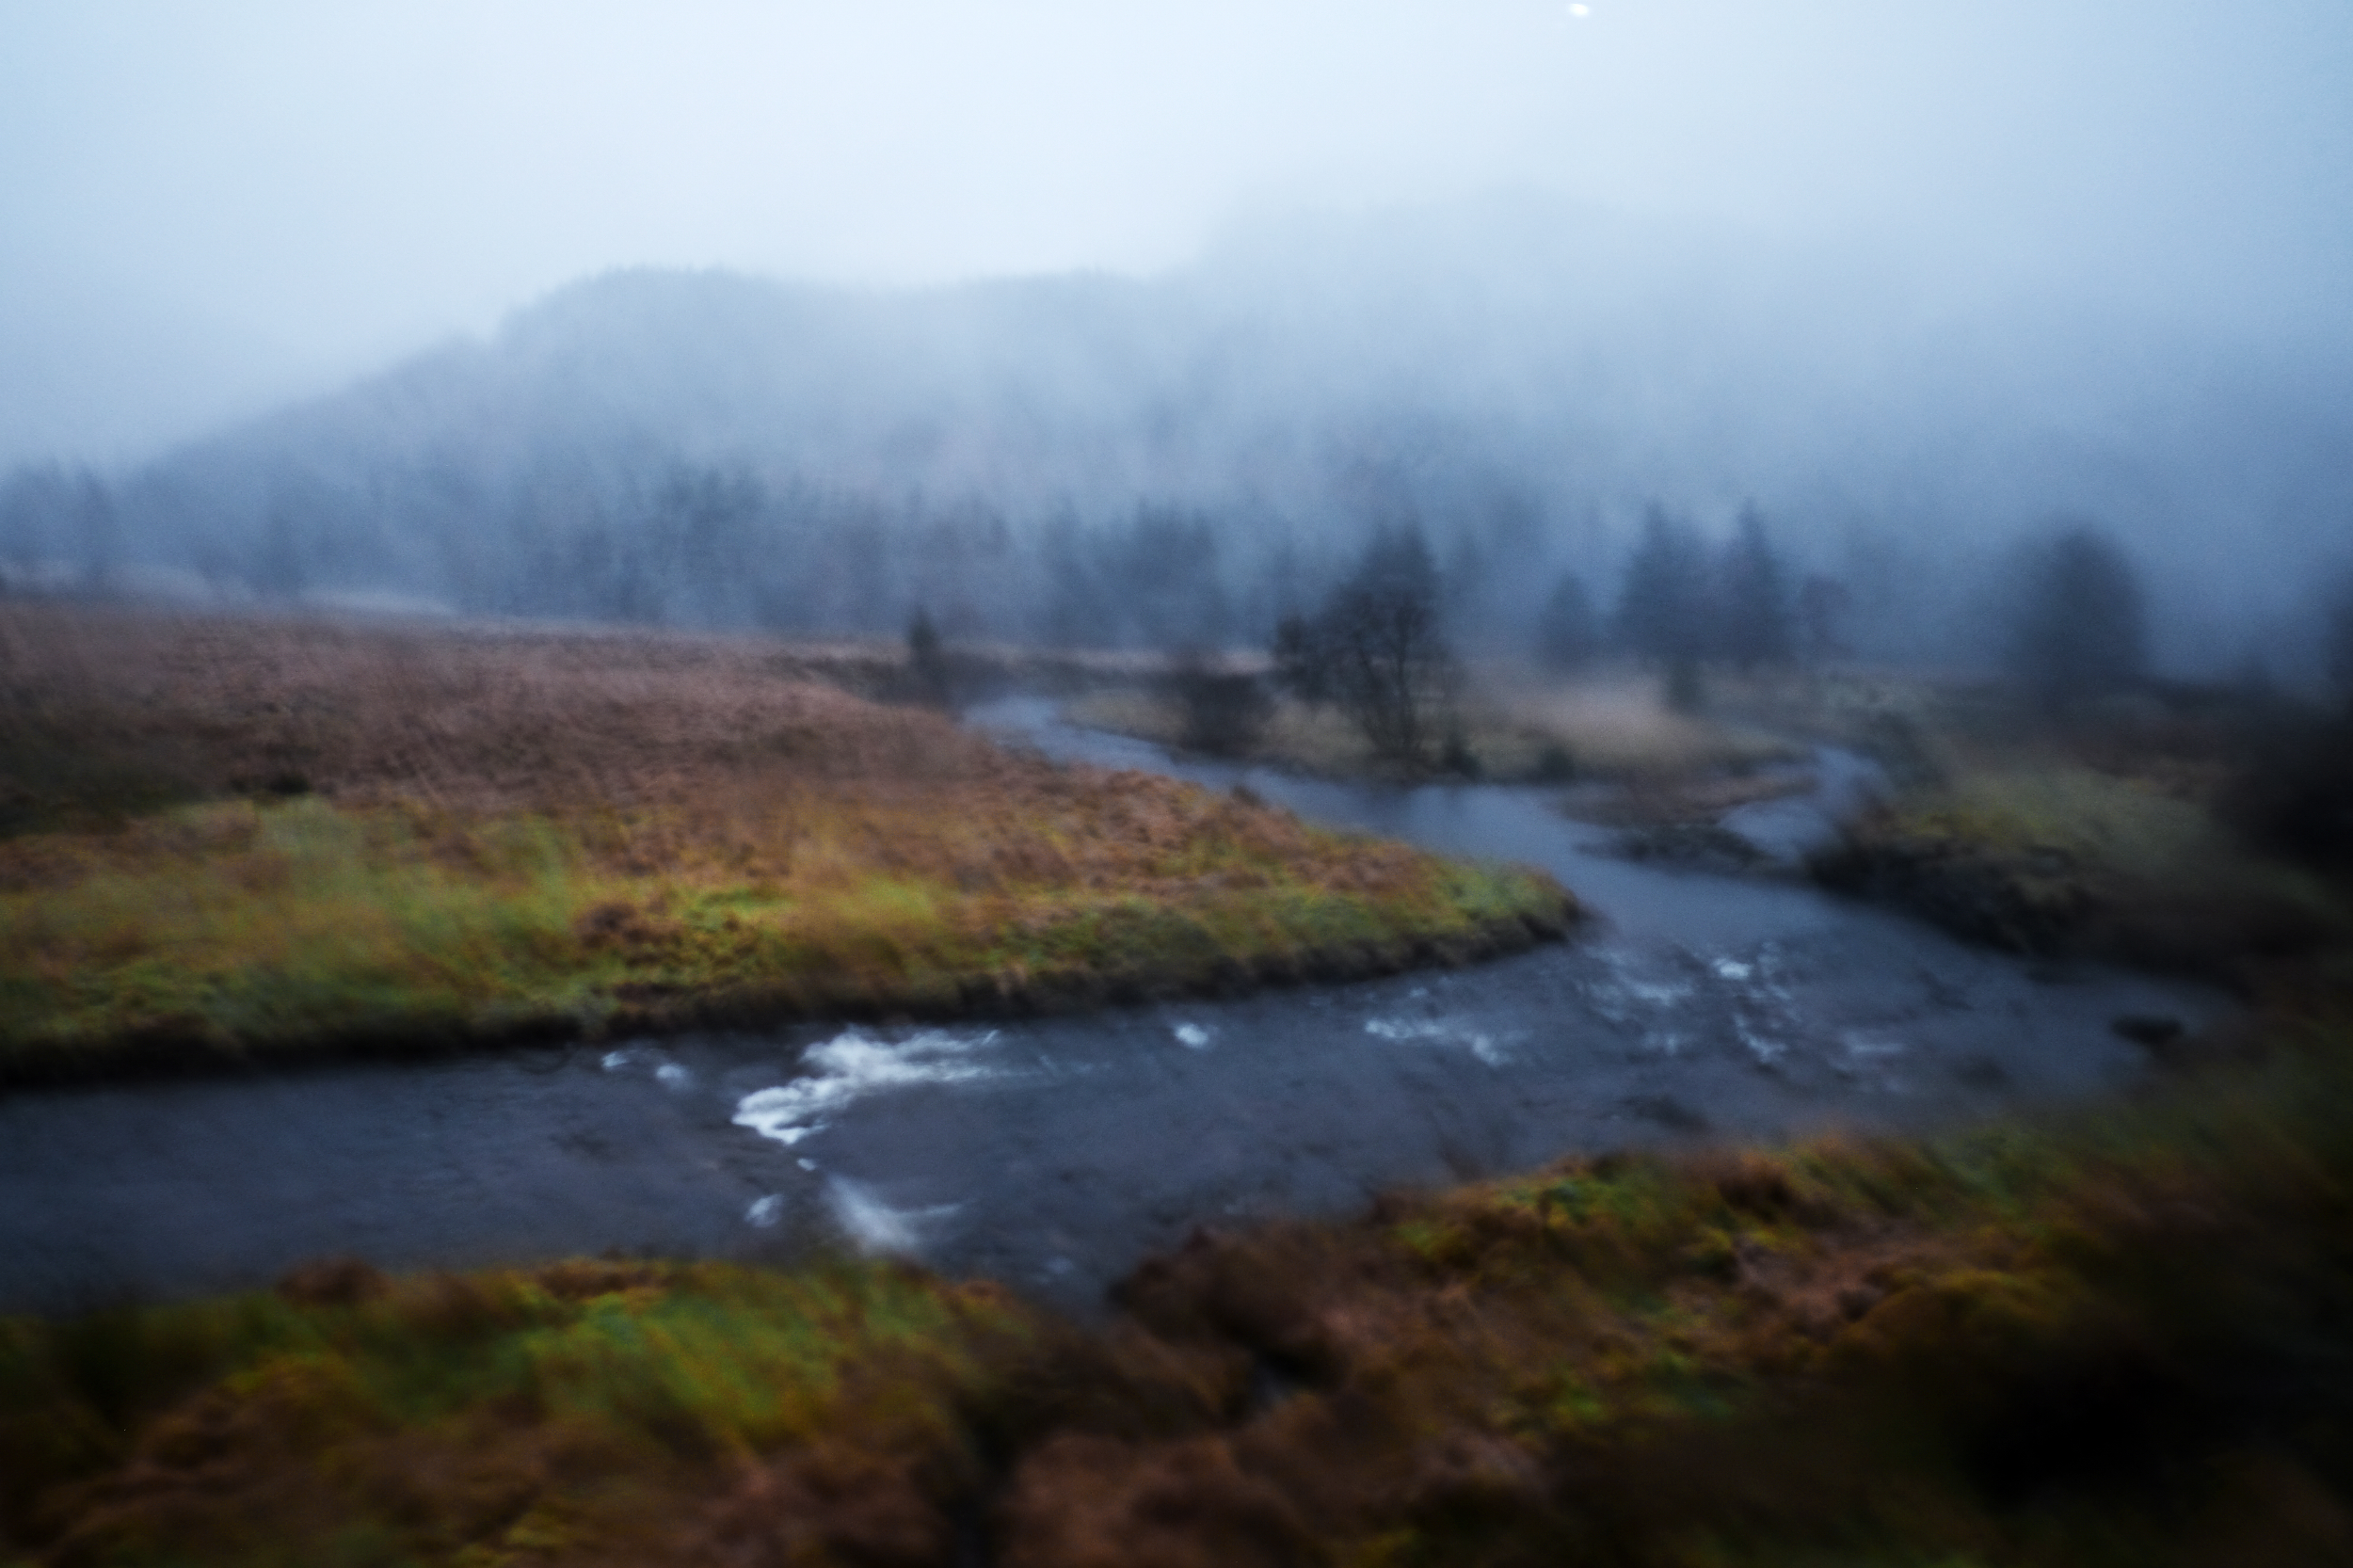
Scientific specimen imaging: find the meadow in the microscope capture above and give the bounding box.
[0,605,1571,1080]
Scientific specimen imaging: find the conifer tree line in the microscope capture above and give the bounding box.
[1541,504,1842,676]
[0,449,2284,723]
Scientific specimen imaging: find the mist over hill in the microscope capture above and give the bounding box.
[8,198,2348,679]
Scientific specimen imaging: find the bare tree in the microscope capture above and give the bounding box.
[1317,525,1457,764]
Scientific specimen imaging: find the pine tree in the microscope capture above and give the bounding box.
[2006,522,2147,712]
[1535,571,1600,671]
[1716,505,1794,670]
[1613,506,1710,664]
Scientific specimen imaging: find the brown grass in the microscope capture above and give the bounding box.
[1470,668,1801,780]
[0,605,1575,1078]
[0,602,1007,817]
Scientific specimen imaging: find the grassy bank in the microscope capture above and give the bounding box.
[0,1258,1033,1568]
[0,606,1573,1080]
[9,1016,2353,1565]
[1800,675,2351,986]
[1816,762,2342,972]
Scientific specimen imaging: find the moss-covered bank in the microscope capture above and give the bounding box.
[1812,753,2345,987]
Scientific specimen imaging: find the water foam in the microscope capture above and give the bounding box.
[1737,1025,1788,1066]
[731,1028,1000,1146]
[1365,1016,1508,1066]
[824,1176,961,1256]
[1585,950,1700,1025]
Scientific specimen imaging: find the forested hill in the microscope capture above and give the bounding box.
[7,200,2349,673]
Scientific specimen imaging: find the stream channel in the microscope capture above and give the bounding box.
[0,697,2225,1316]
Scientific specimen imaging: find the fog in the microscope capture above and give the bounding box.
[4,1,2350,678]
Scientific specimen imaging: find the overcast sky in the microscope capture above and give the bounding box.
[4,0,2349,463]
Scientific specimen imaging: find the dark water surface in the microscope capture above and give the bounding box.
[0,700,2223,1315]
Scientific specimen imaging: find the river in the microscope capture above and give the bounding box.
[0,698,2222,1315]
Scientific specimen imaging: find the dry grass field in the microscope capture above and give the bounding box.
[0,604,1572,1079]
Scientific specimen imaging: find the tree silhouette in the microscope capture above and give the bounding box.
[1613,506,1710,664]
[905,605,953,708]
[1271,613,1334,708]
[1715,506,1793,669]
[1167,649,1272,756]
[2006,522,2148,712]
[1295,524,1457,764]
[1535,570,1600,671]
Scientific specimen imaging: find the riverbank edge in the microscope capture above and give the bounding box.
[7,1013,2344,1566]
[0,888,1581,1093]
[1806,816,2344,995]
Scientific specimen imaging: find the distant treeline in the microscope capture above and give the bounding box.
[0,452,1546,654]
[15,446,2329,737]
[0,450,1901,667]
[7,246,2351,693]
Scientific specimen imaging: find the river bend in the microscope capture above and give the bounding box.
[0,699,2221,1315]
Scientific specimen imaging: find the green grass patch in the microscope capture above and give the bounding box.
[0,1259,1030,1567]
[1817,762,2347,974]
[0,792,1572,1078]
